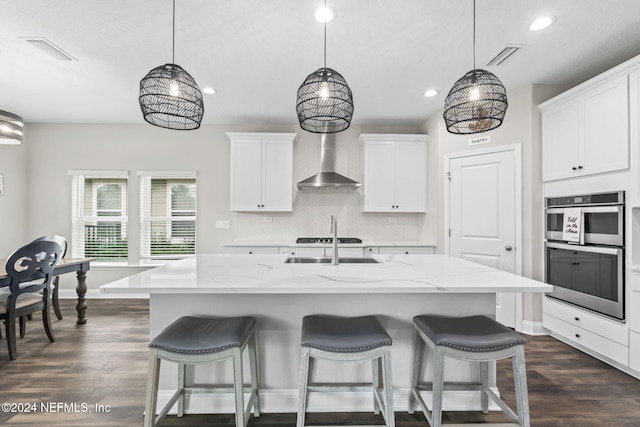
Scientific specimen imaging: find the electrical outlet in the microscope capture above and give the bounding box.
[215,220,229,229]
[388,216,397,223]
[264,216,273,222]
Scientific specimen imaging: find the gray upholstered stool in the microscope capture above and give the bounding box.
[297,315,395,427]
[408,315,530,427]
[143,316,260,427]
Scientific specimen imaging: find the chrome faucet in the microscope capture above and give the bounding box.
[330,214,338,265]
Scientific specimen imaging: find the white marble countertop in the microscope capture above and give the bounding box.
[100,254,552,295]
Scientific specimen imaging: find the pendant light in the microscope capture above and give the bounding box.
[139,0,204,130]
[0,109,24,144]
[443,0,508,134]
[296,0,354,133]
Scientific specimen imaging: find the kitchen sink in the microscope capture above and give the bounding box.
[284,256,381,264]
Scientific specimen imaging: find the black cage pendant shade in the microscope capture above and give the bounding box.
[443,0,507,135]
[139,0,204,130]
[296,1,354,133]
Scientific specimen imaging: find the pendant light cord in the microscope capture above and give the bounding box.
[323,0,327,69]
[472,0,476,69]
[172,0,176,64]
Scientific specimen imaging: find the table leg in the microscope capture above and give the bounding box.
[75,270,88,324]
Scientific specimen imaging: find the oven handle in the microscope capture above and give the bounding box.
[546,206,623,214]
[545,241,622,255]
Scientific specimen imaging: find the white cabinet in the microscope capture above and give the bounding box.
[360,134,427,212]
[228,133,295,211]
[541,74,629,181]
[365,246,435,256]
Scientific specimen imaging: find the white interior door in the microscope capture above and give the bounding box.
[446,147,520,328]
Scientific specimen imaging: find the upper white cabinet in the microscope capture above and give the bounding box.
[541,74,629,181]
[360,134,427,212]
[228,133,295,212]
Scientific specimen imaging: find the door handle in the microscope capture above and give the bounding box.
[505,245,513,251]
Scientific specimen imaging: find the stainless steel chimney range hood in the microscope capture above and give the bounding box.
[297,133,361,190]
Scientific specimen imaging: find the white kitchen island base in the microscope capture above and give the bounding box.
[101,254,552,416]
[150,292,495,414]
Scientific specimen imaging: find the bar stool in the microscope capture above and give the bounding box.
[297,314,395,427]
[408,315,530,427]
[144,316,260,427]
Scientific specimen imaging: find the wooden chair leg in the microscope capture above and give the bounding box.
[6,314,17,360]
[19,316,27,338]
[233,348,245,427]
[248,330,261,417]
[177,363,186,417]
[382,350,395,427]
[296,347,311,427]
[42,306,55,343]
[144,350,161,427]
[372,357,381,414]
[53,276,63,320]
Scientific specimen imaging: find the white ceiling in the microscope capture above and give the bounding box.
[2,0,640,128]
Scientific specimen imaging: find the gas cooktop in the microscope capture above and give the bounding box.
[296,237,362,244]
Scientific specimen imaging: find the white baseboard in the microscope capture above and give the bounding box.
[520,320,547,336]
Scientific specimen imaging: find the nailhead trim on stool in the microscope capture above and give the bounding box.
[408,314,530,427]
[297,315,395,427]
[144,316,260,427]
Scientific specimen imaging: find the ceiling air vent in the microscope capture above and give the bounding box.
[21,37,77,61]
[486,44,523,66]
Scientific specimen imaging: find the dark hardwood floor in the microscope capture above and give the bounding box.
[1,299,640,426]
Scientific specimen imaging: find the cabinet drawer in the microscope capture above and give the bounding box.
[543,297,628,345]
[630,331,640,373]
[378,246,435,255]
[543,313,629,366]
[631,291,640,332]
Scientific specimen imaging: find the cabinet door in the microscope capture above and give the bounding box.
[230,139,263,211]
[363,141,396,211]
[581,75,629,176]
[542,100,580,181]
[394,140,426,212]
[262,139,293,211]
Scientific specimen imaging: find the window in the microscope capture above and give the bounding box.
[70,171,128,261]
[139,172,196,259]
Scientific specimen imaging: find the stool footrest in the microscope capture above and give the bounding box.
[415,382,483,392]
[308,382,380,392]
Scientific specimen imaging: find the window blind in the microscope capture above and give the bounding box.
[139,172,197,259]
[69,171,129,261]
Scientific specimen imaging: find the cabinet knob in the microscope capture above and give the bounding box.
[578,165,583,170]
[575,333,581,338]
[249,251,253,254]
[405,251,409,254]
[572,166,577,171]
[505,245,513,251]
[574,317,580,321]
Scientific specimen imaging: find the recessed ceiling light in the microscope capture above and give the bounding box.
[315,6,335,23]
[202,87,216,95]
[530,16,555,31]
[424,89,438,97]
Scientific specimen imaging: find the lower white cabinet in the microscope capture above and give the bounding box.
[631,331,640,372]
[365,246,435,256]
[543,297,629,366]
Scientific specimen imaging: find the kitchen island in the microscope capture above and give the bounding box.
[101,254,552,415]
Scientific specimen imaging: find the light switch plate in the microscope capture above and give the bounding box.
[215,220,229,229]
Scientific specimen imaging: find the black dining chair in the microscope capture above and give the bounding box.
[32,235,68,320]
[1,240,62,360]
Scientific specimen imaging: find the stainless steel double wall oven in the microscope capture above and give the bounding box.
[545,191,625,320]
